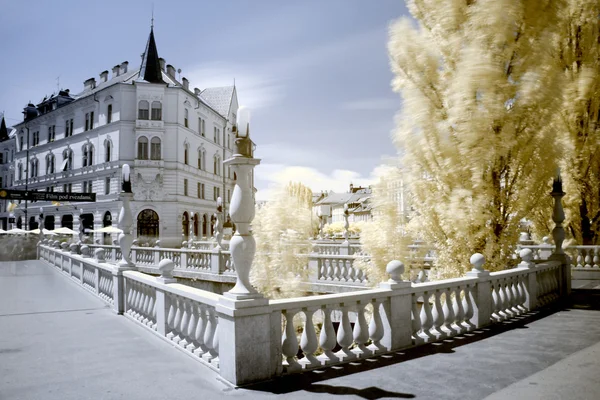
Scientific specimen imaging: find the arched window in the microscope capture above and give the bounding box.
[182,212,189,241]
[17,163,23,180]
[105,141,112,162]
[193,214,199,237]
[62,149,73,171]
[82,144,94,167]
[197,148,202,169]
[137,209,159,240]
[184,143,189,165]
[150,137,161,160]
[202,214,208,237]
[137,137,148,160]
[184,109,189,128]
[46,154,55,174]
[103,211,112,245]
[107,104,113,124]
[151,101,162,120]
[30,159,38,178]
[138,100,150,120]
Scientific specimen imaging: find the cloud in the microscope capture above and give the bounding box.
[340,97,399,111]
[255,163,381,201]
[184,62,285,109]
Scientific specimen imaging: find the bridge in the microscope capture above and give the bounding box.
[1,259,599,399]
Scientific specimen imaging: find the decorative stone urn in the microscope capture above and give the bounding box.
[118,164,134,267]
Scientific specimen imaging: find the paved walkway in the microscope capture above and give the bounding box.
[1,260,600,400]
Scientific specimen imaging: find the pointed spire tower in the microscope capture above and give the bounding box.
[138,23,164,84]
[0,116,9,142]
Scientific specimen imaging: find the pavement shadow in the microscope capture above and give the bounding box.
[243,299,583,396]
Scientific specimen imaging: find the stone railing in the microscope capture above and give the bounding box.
[38,240,569,385]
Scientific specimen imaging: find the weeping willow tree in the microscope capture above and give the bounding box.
[557,1,600,245]
[389,0,565,277]
[355,165,416,284]
[251,182,314,298]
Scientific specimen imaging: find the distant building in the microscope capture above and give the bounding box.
[0,26,241,247]
[313,184,373,225]
[0,116,16,230]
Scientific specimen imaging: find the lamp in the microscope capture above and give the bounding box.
[233,106,253,157]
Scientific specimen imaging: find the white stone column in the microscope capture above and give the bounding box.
[466,253,492,328]
[378,260,413,351]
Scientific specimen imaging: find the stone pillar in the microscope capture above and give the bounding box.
[113,164,137,315]
[378,260,413,351]
[156,259,177,336]
[548,173,570,295]
[217,107,277,385]
[466,253,492,328]
[519,248,537,310]
[211,197,224,273]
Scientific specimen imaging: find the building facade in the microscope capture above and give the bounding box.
[1,27,239,247]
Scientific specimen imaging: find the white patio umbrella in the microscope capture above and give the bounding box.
[90,226,123,234]
[29,228,58,236]
[6,228,29,234]
[52,227,78,235]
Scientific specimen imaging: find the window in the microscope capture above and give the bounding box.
[184,109,189,128]
[46,186,54,193]
[0,153,3,164]
[150,137,161,160]
[18,164,23,180]
[85,112,94,131]
[19,136,23,151]
[214,127,217,143]
[48,126,55,142]
[63,149,73,171]
[197,182,204,199]
[197,149,202,169]
[70,119,74,136]
[30,159,38,178]
[83,180,93,193]
[63,183,72,193]
[107,104,112,124]
[183,179,188,196]
[151,101,162,120]
[213,155,221,176]
[33,131,39,146]
[137,137,148,160]
[46,154,55,174]
[82,144,94,167]
[0,176,2,188]
[65,120,71,137]
[201,119,205,136]
[138,100,150,120]
[105,177,111,195]
[105,141,111,162]
[227,189,231,203]
[184,144,189,165]
[90,112,94,130]
[213,186,220,201]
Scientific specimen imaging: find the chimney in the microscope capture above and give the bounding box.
[194,88,201,96]
[166,64,176,79]
[182,77,189,90]
[120,61,129,74]
[99,70,109,83]
[112,65,120,78]
[159,58,166,71]
[84,78,96,91]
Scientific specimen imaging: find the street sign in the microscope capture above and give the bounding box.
[0,189,96,202]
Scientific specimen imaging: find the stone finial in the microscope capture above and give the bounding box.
[386,260,405,283]
[95,248,106,262]
[122,164,132,193]
[154,240,161,248]
[81,245,90,257]
[70,243,79,254]
[158,258,175,279]
[519,248,535,268]
[542,236,550,244]
[470,253,485,272]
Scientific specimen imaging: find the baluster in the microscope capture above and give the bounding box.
[499,281,512,319]
[281,310,301,371]
[353,302,369,356]
[179,299,191,347]
[193,304,208,356]
[300,308,319,367]
[411,294,424,344]
[326,259,334,280]
[211,322,219,366]
[141,285,151,324]
[463,285,475,329]
[318,307,339,364]
[368,300,384,352]
[347,261,356,282]
[125,281,134,313]
[172,296,183,343]
[341,260,349,282]
[517,276,528,311]
[185,301,198,352]
[319,259,325,280]
[491,284,501,322]
[335,305,355,361]
[509,278,520,314]
[419,292,434,341]
[577,249,584,268]
[452,286,465,333]
[355,268,364,283]
[132,283,142,319]
[202,307,218,362]
[584,249,592,268]
[442,288,456,336]
[593,248,599,268]
[149,292,157,329]
[166,295,177,339]
[431,290,446,339]
[333,259,341,281]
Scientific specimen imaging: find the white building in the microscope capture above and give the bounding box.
[0,116,16,230]
[1,27,240,247]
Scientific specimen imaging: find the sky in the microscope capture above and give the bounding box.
[0,0,409,200]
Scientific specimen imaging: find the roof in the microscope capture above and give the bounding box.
[138,27,164,84]
[200,86,235,117]
[0,117,9,142]
[315,192,366,206]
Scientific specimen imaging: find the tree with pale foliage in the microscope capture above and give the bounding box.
[355,165,416,284]
[389,0,565,276]
[251,182,314,298]
[555,1,600,245]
